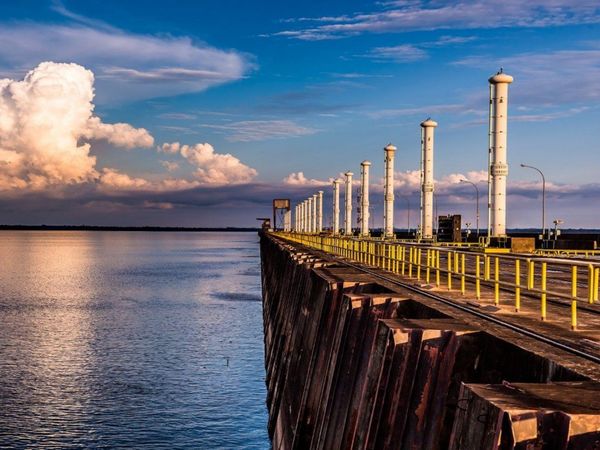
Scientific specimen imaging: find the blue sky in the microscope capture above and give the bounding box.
[0,0,599,227]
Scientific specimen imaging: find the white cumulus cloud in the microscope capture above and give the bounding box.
[283,172,332,186]
[163,142,258,185]
[160,160,180,172]
[0,61,153,191]
[98,168,150,191]
[83,117,154,149]
[160,142,181,154]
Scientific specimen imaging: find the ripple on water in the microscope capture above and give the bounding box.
[0,231,269,449]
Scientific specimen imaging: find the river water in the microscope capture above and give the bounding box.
[0,231,269,449]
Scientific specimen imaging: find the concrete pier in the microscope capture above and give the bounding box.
[260,232,600,449]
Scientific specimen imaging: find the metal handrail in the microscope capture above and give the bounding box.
[274,232,600,331]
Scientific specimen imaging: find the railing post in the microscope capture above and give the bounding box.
[408,247,414,278]
[588,264,594,304]
[436,250,441,287]
[494,256,500,305]
[475,255,481,300]
[447,251,452,290]
[417,248,422,281]
[401,246,406,275]
[426,249,431,284]
[595,267,599,302]
[454,251,459,278]
[528,260,535,290]
[541,261,547,321]
[571,266,578,331]
[484,255,490,281]
[460,253,466,295]
[515,259,521,312]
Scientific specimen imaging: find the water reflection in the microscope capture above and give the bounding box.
[0,231,268,449]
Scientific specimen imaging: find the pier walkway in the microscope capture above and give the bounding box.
[261,231,600,449]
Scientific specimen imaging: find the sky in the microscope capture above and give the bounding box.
[0,0,599,228]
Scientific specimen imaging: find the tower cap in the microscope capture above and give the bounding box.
[420,118,438,128]
[489,69,513,84]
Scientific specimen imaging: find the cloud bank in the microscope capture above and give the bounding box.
[273,1,600,40]
[0,23,252,103]
[202,120,317,142]
[0,62,258,195]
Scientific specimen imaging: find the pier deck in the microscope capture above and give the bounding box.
[261,231,600,449]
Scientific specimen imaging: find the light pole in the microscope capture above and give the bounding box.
[520,163,546,240]
[460,179,480,238]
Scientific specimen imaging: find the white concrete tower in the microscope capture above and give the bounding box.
[304,198,312,233]
[317,191,323,233]
[307,197,314,233]
[300,202,304,232]
[488,70,513,237]
[312,194,318,233]
[303,200,308,232]
[383,144,397,238]
[420,119,437,239]
[332,179,341,235]
[360,161,371,237]
[344,172,354,235]
[284,210,291,232]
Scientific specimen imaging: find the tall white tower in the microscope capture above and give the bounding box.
[301,201,305,232]
[312,194,318,233]
[360,161,371,237]
[303,200,308,232]
[344,172,354,235]
[308,196,314,233]
[420,119,437,239]
[317,191,323,233]
[383,144,396,238]
[488,70,513,238]
[332,179,341,235]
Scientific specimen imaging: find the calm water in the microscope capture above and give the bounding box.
[0,231,269,449]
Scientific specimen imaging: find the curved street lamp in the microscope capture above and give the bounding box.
[520,163,546,240]
[460,179,480,238]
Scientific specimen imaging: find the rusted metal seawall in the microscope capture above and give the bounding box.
[260,233,600,450]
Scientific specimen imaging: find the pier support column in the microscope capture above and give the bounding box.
[317,191,323,233]
[309,198,314,233]
[488,70,513,238]
[344,172,354,235]
[360,161,371,237]
[420,119,437,240]
[333,179,341,235]
[312,194,318,234]
[284,210,291,231]
[303,201,307,233]
[384,144,396,239]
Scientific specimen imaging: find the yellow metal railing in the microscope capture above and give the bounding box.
[534,248,600,258]
[274,232,600,331]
